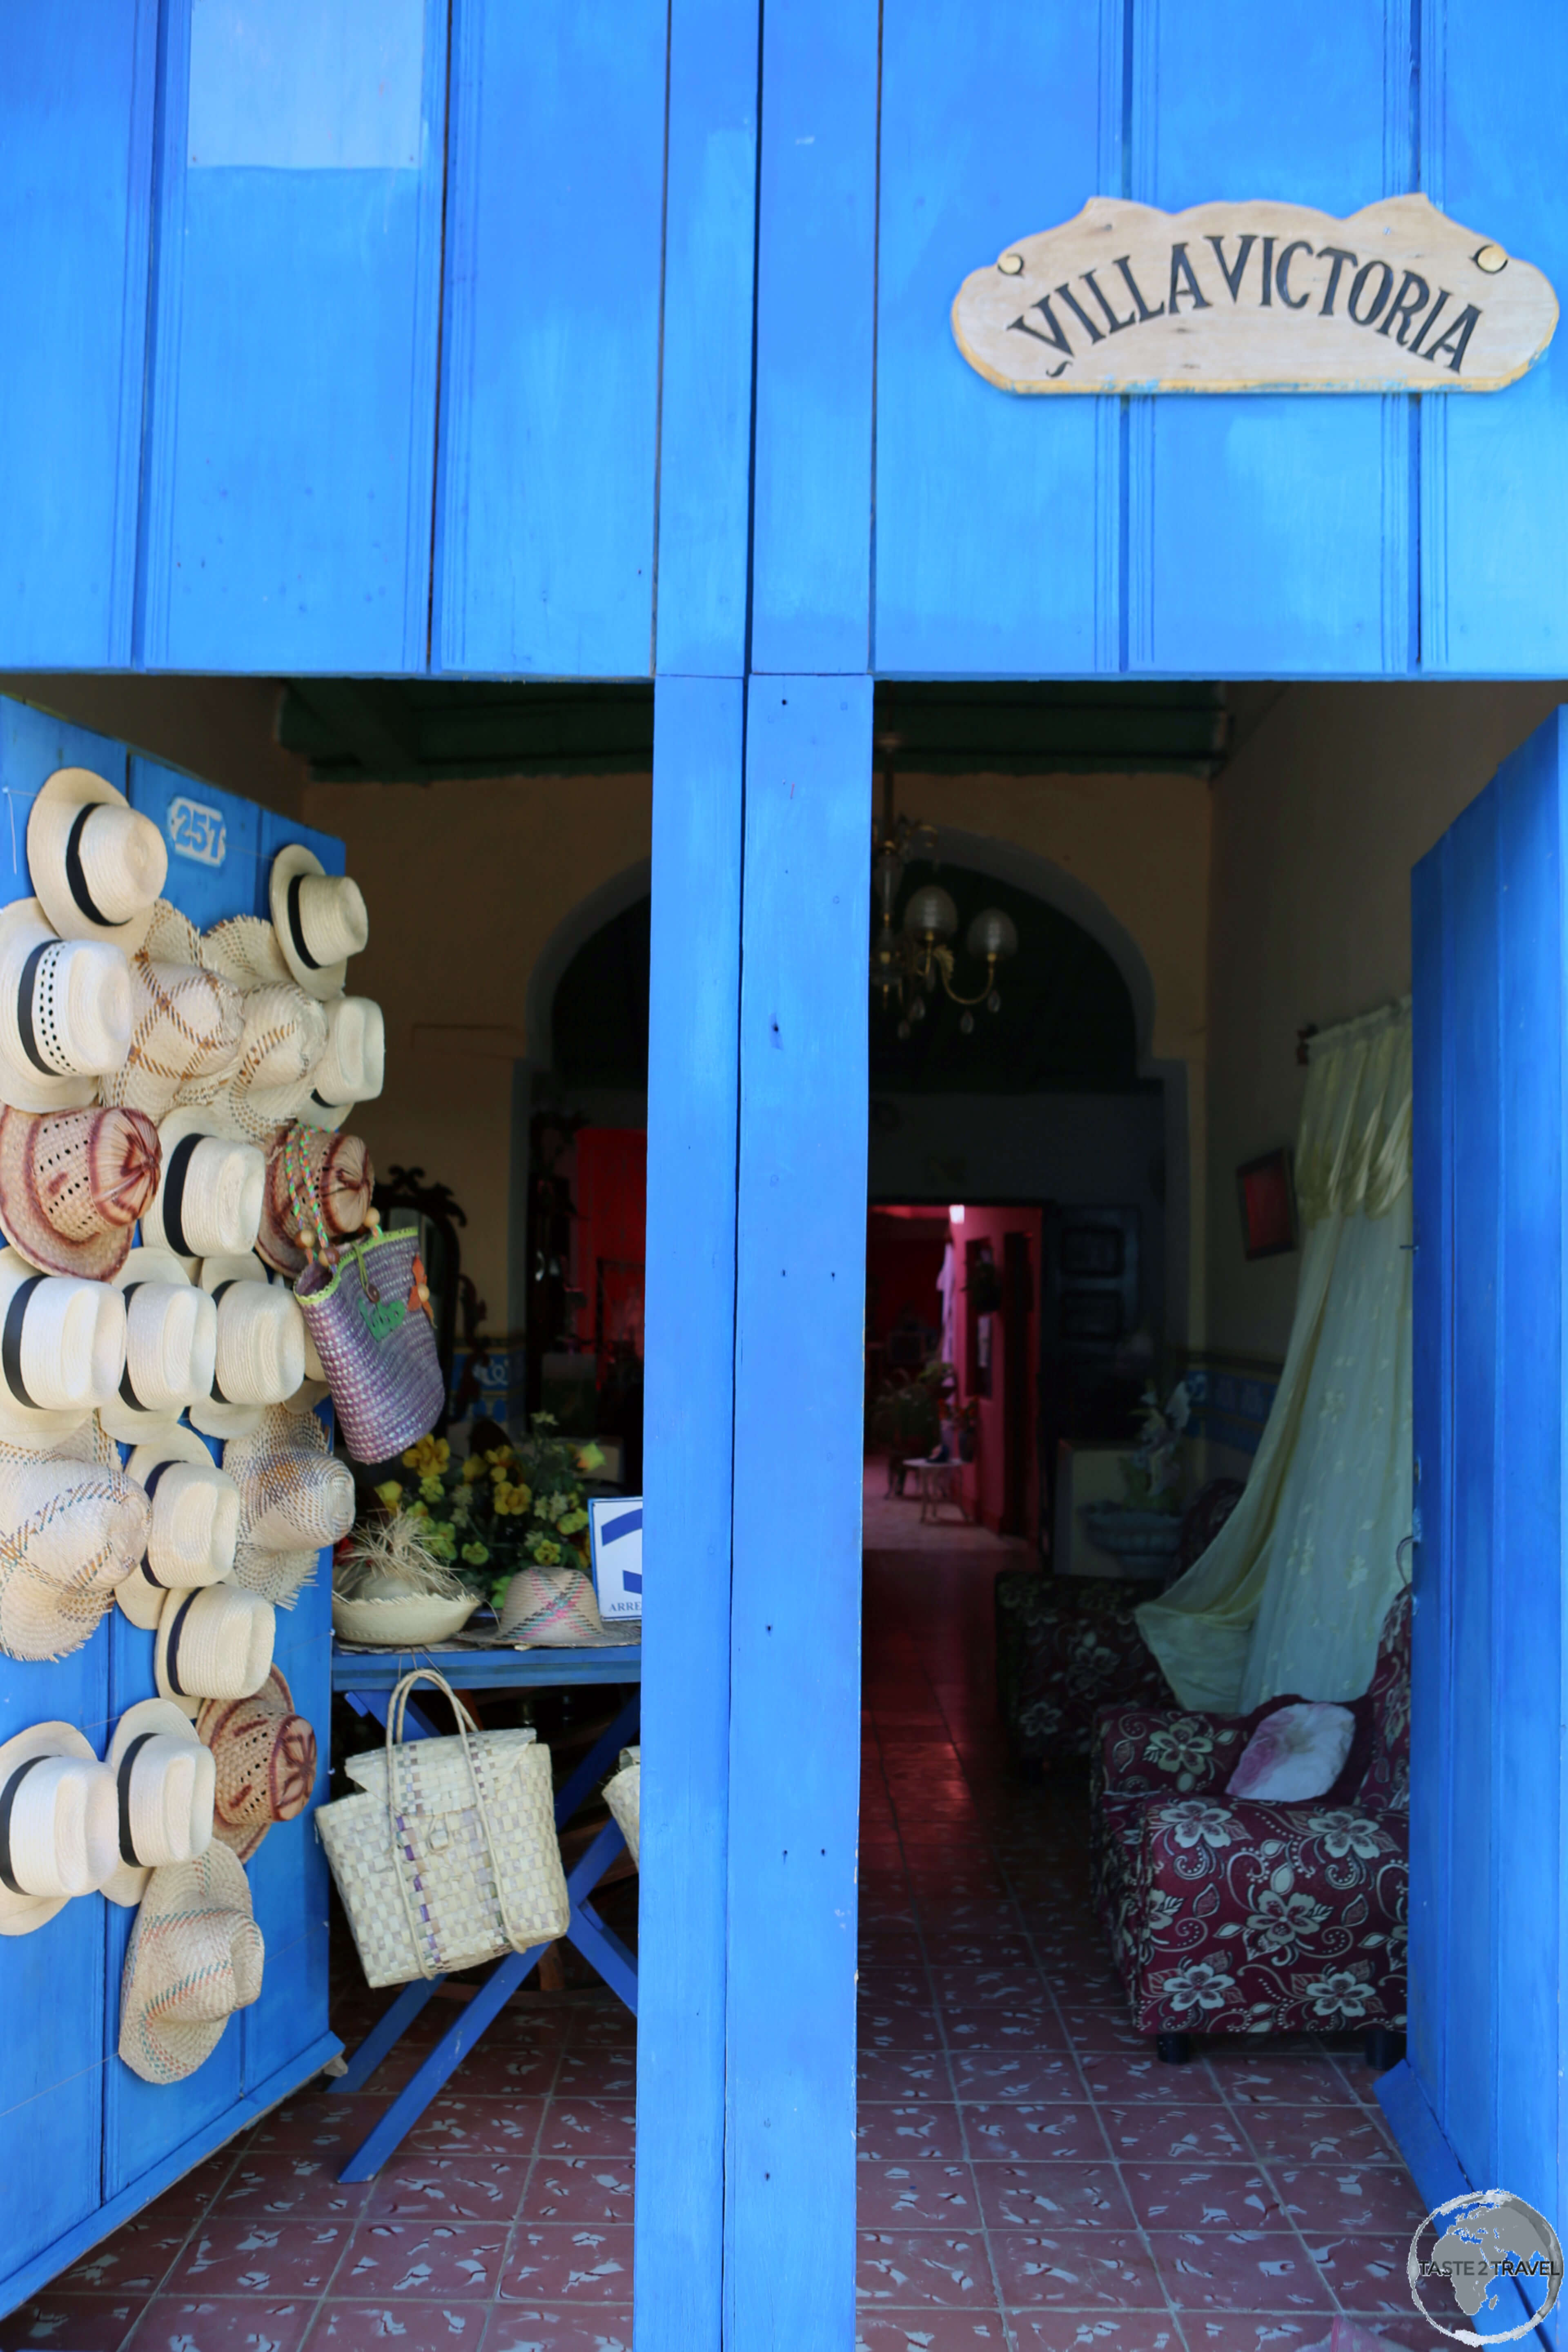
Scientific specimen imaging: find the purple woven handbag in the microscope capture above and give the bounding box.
[295,1224,444,1464]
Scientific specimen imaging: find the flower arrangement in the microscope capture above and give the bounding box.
[1120,1379,1192,1513]
[372,1416,604,1606]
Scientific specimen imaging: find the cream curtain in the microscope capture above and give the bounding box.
[1137,1002,1413,1714]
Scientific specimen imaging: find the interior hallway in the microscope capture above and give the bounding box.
[859,1529,1431,2352]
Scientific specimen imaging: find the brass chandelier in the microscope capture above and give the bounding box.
[870,770,1017,1038]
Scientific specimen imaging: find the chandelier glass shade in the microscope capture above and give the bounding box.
[871,777,1018,1039]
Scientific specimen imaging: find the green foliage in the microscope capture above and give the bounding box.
[375,1414,601,1606]
[869,1360,954,1458]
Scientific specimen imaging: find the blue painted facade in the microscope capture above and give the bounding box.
[1,1,1566,2342]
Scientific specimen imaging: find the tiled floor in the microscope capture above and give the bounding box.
[2,1526,1430,2352]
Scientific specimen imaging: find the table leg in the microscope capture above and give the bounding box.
[552,1689,642,1828]
[569,1896,639,2014]
[336,1975,443,2094]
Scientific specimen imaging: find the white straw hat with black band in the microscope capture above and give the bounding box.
[0,899,133,1111]
[116,1427,240,1631]
[0,1722,119,1935]
[0,1246,126,1439]
[145,1111,265,1265]
[296,997,385,1131]
[102,1698,216,1908]
[269,844,368,1000]
[27,769,169,953]
[154,1582,275,1716]
[189,1255,307,1441]
[100,1247,219,1446]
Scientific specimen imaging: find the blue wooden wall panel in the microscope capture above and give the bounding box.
[874,0,1111,675]
[750,3,879,674]
[137,0,448,674]
[127,758,262,929]
[1425,0,1568,673]
[1442,785,1499,2185]
[0,4,156,670]
[432,0,667,678]
[1491,720,1563,2227]
[727,676,869,2346]
[635,678,744,2352]
[1135,0,1408,675]
[653,0,761,678]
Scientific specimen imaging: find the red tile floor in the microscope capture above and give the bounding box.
[2,1528,1432,2352]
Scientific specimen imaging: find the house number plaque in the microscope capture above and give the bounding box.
[951,194,1557,393]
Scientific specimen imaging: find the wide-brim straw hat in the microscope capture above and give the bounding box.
[296,997,385,1131]
[270,844,368,1000]
[0,1721,118,1935]
[118,1841,264,2083]
[116,1425,240,1630]
[188,1256,307,1441]
[0,1103,160,1281]
[154,1581,275,1717]
[495,1564,626,1647]
[198,1666,316,1862]
[102,902,245,1122]
[102,1697,216,1908]
[221,1401,354,1609]
[100,1247,218,1445]
[0,899,132,1111]
[0,1245,126,1439]
[27,769,168,953]
[144,1111,264,1265]
[0,1443,151,1660]
[256,1125,373,1278]
[200,915,292,993]
[201,984,330,1148]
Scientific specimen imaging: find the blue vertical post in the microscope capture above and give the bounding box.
[728,678,871,2346]
[637,1,760,2346]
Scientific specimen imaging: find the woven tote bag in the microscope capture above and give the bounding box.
[604,1746,640,1866]
[295,1223,444,1463]
[315,1669,570,1986]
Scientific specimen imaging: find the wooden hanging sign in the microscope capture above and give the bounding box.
[951,194,1557,394]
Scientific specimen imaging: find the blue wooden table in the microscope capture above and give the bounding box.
[331,1640,642,2181]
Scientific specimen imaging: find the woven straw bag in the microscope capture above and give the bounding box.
[294,1223,444,1463]
[604,1745,640,1866]
[315,1669,569,1987]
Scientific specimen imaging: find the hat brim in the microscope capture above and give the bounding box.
[116,1430,225,1628]
[27,770,160,954]
[0,900,98,1112]
[98,1247,204,1446]
[118,1843,259,2081]
[0,1722,97,1935]
[146,1112,264,1269]
[270,844,347,1000]
[101,1697,204,1905]
[0,1107,142,1282]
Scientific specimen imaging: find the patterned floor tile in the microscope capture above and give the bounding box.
[363,2156,531,2223]
[333,2223,509,2299]
[857,2232,999,2308]
[1096,2105,1250,2163]
[126,2296,315,2352]
[951,2052,1086,2104]
[408,2097,548,2158]
[855,2163,982,2230]
[1230,2105,1403,2167]
[213,2155,373,2223]
[942,2011,1069,2050]
[1301,2232,1423,2313]
[1145,2230,1334,2315]
[962,2107,1111,2165]
[1178,2318,1332,2350]
[479,2312,633,2352]
[302,2301,489,2350]
[499,2227,635,2302]
[162,2217,350,2297]
[857,2104,971,2162]
[1266,2163,1427,2234]
[1074,2053,1227,2106]
[521,2158,635,2225]
[0,2293,142,2352]
[55,2216,189,2298]
[855,2314,1009,2348]
[1122,2165,1284,2230]
[858,2048,950,2101]
[533,2102,636,2159]
[970,2163,1138,2234]
[987,2230,1166,2310]
[1006,2314,1183,2350]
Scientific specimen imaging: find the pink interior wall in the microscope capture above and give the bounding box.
[950,1205,1043,1540]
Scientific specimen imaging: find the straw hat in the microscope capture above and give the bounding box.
[0,1722,119,1936]
[496,1563,621,1646]
[203,984,330,1147]
[270,844,368,1000]
[154,1581,275,1715]
[296,997,385,1131]
[0,1444,151,1660]
[143,1112,264,1264]
[98,1248,218,1445]
[200,915,293,993]
[101,1698,216,1908]
[0,899,132,1111]
[27,769,168,953]
[256,1125,373,1278]
[0,1104,160,1281]
[118,1841,263,2083]
[0,1246,126,1439]
[221,1400,354,1608]
[198,1667,316,1862]
[102,902,245,1121]
[188,1256,307,1441]
[115,1427,240,1630]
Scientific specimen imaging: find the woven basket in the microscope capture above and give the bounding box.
[604,1745,640,1867]
[295,1224,444,1464]
[331,1591,479,1647]
[314,1668,569,1986]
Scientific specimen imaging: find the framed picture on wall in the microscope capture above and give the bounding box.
[1236,1147,1299,1260]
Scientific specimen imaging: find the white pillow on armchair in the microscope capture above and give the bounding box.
[1226,1700,1356,1803]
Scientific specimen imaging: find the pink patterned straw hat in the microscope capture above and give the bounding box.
[118,1841,263,2083]
[0,1104,160,1280]
[102,901,245,1122]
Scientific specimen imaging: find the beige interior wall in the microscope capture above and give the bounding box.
[303,774,654,1324]
[0,675,307,818]
[1207,680,1568,1363]
[898,770,1212,1341]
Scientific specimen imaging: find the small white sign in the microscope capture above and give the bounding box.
[167,797,227,867]
[589,1497,643,1622]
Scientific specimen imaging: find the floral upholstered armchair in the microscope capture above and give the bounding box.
[1090,1587,1410,2067]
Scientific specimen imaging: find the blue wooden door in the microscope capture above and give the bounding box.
[1391,705,1568,2266]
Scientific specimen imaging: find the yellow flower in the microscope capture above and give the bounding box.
[402,1435,449,1477]
[461,1456,487,1484]
[374,1481,403,1512]
[461,1541,490,1567]
[576,1442,605,1472]
[559,1508,588,1537]
[531,1537,563,1566]
[419,1475,443,1504]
